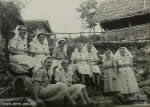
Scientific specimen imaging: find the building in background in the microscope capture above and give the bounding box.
[96,0,150,41]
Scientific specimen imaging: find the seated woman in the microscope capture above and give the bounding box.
[29,32,50,70]
[54,60,93,104]
[8,25,37,74]
[71,43,91,85]
[85,42,101,88]
[32,57,76,105]
[29,32,49,62]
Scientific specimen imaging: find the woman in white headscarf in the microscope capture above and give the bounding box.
[102,50,120,95]
[71,43,91,84]
[8,25,37,73]
[29,32,50,70]
[85,42,101,88]
[115,47,139,95]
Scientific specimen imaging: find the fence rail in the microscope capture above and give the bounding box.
[48,23,150,41]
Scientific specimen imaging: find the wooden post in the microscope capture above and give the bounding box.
[144,0,146,9]
[129,23,132,41]
[105,29,108,41]
[148,24,150,38]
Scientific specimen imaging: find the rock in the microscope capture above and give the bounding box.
[139,80,150,87]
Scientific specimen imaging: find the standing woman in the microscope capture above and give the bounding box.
[115,47,139,96]
[86,42,101,88]
[102,50,120,95]
[71,43,91,85]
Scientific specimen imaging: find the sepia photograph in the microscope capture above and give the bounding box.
[0,0,150,107]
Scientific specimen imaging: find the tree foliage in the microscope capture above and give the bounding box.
[77,0,98,30]
[0,0,24,36]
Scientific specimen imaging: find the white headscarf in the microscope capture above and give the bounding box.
[55,39,66,48]
[115,47,133,59]
[74,43,84,53]
[13,25,27,40]
[32,32,48,46]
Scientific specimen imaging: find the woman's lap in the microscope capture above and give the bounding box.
[39,83,67,100]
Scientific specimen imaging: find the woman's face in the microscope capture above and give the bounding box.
[18,27,27,38]
[38,34,45,43]
[119,48,126,56]
[87,45,92,52]
[59,41,66,48]
[105,51,110,58]
[45,58,53,68]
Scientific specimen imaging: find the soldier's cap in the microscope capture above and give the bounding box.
[58,39,66,44]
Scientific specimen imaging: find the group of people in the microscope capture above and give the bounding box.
[70,42,139,98]
[8,25,140,105]
[8,25,94,105]
[102,48,139,96]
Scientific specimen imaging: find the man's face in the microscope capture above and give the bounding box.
[18,27,27,38]
[59,41,66,48]
[38,34,45,43]
[45,58,53,68]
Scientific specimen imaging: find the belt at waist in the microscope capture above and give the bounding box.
[102,66,114,70]
[40,82,51,87]
[118,64,132,68]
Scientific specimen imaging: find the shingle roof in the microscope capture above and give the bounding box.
[96,0,150,23]
[24,20,53,33]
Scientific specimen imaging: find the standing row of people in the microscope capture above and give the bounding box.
[102,47,139,98]
[70,42,139,98]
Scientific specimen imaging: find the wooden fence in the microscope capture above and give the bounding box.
[47,23,150,41]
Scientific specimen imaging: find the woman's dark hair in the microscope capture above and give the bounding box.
[43,57,53,65]
[58,40,66,44]
[61,60,69,66]
[37,33,46,39]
